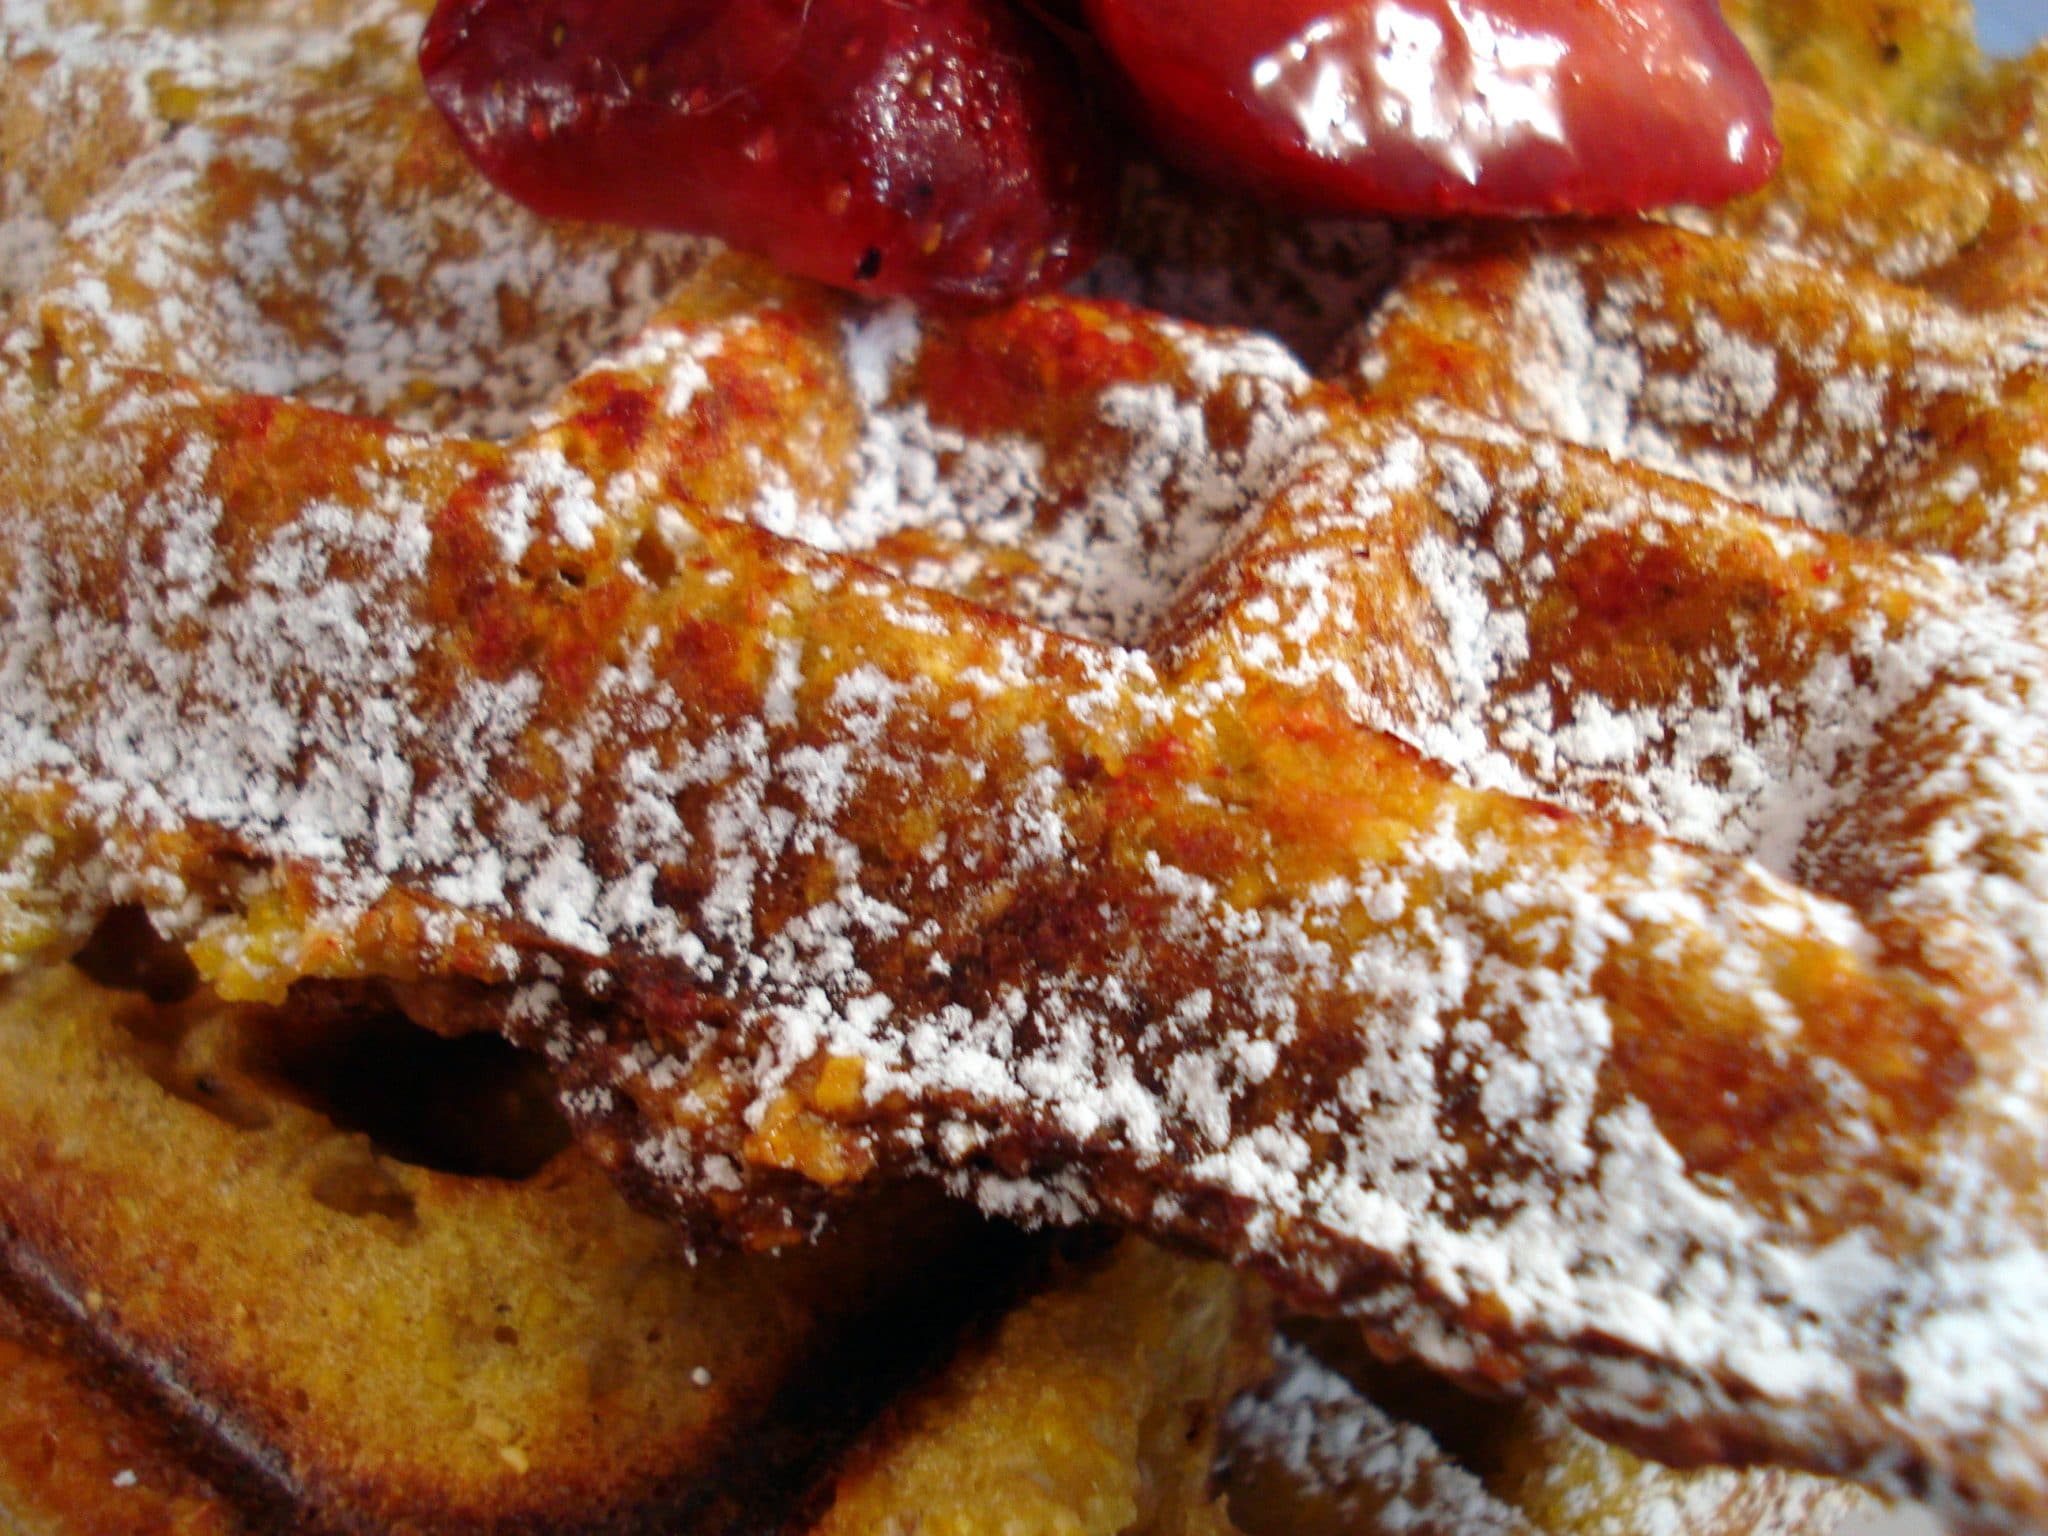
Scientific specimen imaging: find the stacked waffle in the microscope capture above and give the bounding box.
[0,0,2043,1530]
[0,928,1848,1534]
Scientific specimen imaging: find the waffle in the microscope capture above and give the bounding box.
[0,940,1841,1535]
[0,937,1861,1536]
[1220,1335,1867,1536]
[0,941,1267,1533]
[0,0,2042,1531]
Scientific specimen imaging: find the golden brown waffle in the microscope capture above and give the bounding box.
[0,939,1853,1536]
[0,940,1831,1536]
[0,943,1267,1533]
[0,0,2041,1530]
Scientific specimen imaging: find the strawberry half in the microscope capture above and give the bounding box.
[419,0,1117,302]
[1081,0,1780,218]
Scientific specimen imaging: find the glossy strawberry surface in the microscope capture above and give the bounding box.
[1082,0,1779,217]
[419,0,1115,301]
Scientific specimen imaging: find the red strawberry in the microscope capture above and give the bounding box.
[1080,0,1779,218]
[419,0,1116,302]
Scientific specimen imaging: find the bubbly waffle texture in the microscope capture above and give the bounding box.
[0,945,1849,1536]
[1,0,2045,1532]
[0,948,1266,1533]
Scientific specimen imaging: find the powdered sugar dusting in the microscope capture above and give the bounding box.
[1357,232,2048,592]
[8,9,703,437]
[1226,1339,1865,1536]
[0,0,434,307]
[10,232,2048,1536]
[662,301,1332,644]
[1225,1340,1532,1534]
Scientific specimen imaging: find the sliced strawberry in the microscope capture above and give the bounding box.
[419,0,1116,302]
[1080,0,1779,218]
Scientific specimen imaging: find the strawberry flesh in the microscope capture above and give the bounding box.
[1081,0,1779,218]
[419,0,1116,302]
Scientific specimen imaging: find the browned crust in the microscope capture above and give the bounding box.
[0,964,1029,1534]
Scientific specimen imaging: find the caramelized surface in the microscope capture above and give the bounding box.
[0,948,1272,1533]
[0,1288,241,1536]
[0,957,1013,1530]
[0,950,1843,1536]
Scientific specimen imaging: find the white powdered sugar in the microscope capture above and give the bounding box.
[0,0,430,306]
[1227,1339,1867,1535]
[1364,239,2048,581]
[711,304,1328,643]
[1225,1340,1533,1534]
[1195,418,2048,891]
[7,6,703,438]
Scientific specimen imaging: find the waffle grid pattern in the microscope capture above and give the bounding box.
[2,0,2046,1531]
